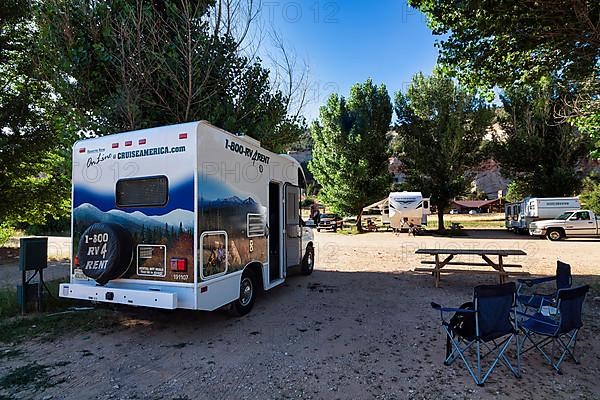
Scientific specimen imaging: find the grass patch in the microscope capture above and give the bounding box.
[0,308,121,344]
[429,229,469,237]
[0,349,22,361]
[0,278,122,344]
[336,226,364,235]
[427,213,506,230]
[0,363,51,390]
[0,361,70,393]
[0,278,72,319]
[0,287,19,319]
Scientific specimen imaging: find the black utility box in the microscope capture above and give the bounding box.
[19,237,48,271]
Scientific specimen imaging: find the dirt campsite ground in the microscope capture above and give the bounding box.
[1,229,600,399]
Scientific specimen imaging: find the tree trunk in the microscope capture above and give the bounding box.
[437,207,445,231]
[356,209,364,232]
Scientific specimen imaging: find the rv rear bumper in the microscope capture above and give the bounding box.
[59,283,177,309]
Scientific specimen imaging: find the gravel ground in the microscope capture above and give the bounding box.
[1,229,600,399]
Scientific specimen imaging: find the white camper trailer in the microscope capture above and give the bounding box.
[388,192,430,230]
[505,197,581,233]
[60,121,315,315]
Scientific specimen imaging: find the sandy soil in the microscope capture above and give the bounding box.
[1,230,600,399]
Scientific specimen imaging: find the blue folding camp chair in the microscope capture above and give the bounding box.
[517,260,572,311]
[431,282,521,386]
[518,285,589,374]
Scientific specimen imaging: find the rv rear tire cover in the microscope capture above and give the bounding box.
[78,223,133,285]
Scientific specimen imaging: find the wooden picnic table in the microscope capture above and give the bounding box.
[414,248,530,287]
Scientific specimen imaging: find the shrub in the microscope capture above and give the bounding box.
[0,223,15,246]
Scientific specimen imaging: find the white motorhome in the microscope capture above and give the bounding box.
[505,197,581,233]
[60,121,315,315]
[388,192,430,230]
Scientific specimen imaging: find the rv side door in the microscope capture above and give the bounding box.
[284,184,302,268]
[421,198,430,225]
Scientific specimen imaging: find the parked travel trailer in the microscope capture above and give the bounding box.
[504,197,581,233]
[388,192,430,230]
[60,121,315,315]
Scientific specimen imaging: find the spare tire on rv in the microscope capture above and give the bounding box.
[77,223,133,285]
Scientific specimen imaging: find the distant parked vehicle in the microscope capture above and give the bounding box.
[362,193,430,231]
[505,197,581,234]
[529,209,600,241]
[468,209,480,215]
[317,213,343,232]
[449,209,459,215]
[388,191,431,230]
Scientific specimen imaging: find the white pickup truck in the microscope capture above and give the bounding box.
[529,209,600,241]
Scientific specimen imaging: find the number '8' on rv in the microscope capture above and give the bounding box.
[60,121,315,315]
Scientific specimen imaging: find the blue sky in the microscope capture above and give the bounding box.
[260,0,439,120]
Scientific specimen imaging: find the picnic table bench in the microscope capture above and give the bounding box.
[414,248,530,287]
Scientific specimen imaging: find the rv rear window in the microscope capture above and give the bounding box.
[116,176,168,207]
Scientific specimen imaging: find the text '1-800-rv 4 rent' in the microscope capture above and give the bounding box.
[60,121,315,315]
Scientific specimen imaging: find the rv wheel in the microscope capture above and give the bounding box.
[231,269,257,316]
[301,244,315,275]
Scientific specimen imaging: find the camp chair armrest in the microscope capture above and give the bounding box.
[533,291,555,298]
[431,302,475,314]
[517,276,556,287]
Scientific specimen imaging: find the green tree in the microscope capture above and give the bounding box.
[37,0,304,152]
[410,0,599,88]
[410,0,599,154]
[491,78,590,197]
[0,0,73,225]
[393,71,493,230]
[505,182,528,204]
[580,174,600,214]
[309,79,392,231]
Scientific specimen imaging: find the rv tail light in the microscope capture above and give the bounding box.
[125,140,133,147]
[112,143,119,148]
[170,258,187,272]
[200,286,208,293]
[75,255,80,267]
[139,138,146,145]
[79,148,86,153]
[179,133,188,139]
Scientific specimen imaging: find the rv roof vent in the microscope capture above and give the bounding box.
[233,132,261,147]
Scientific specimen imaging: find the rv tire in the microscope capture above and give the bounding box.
[231,269,257,316]
[301,244,315,275]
